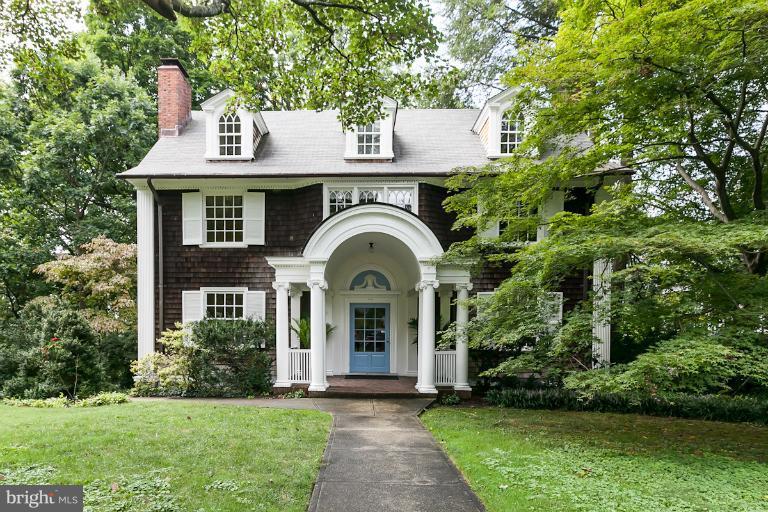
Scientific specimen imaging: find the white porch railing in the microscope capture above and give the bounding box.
[435,350,456,385]
[289,349,311,383]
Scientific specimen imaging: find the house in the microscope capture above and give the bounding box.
[119,58,618,396]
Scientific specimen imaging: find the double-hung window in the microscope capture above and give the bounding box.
[205,195,243,243]
[356,122,381,155]
[205,291,244,319]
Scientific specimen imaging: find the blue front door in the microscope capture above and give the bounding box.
[349,304,390,373]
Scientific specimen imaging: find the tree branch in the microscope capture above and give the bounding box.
[141,0,230,21]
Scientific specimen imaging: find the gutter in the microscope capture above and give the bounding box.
[146,178,164,335]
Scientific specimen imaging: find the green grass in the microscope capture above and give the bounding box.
[0,401,331,511]
[422,407,768,512]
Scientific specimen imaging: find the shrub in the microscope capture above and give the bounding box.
[2,391,129,408]
[188,318,274,396]
[132,319,275,398]
[440,393,461,405]
[485,387,768,424]
[1,307,105,399]
[131,326,191,397]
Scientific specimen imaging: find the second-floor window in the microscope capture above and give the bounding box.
[329,189,354,214]
[326,184,415,217]
[205,291,244,319]
[219,113,242,156]
[500,110,524,154]
[357,122,381,155]
[205,195,243,243]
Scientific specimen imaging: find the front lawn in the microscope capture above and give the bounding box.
[0,401,331,511]
[422,407,768,512]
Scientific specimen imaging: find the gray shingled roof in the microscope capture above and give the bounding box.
[119,109,488,178]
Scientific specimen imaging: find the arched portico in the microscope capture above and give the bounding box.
[267,204,472,395]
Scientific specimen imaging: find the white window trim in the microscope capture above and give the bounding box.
[322,182,419,218]
[201,193,245,247]
[200,191,247,248]
[344,98,397,160]
[201,287,248,320]
[500,110,525,155]
[191,187,264,248]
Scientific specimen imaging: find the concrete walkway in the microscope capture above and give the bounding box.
[134,397,484,511]
[307,398,484,512]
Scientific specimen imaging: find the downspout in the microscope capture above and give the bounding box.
[146,179,163,336]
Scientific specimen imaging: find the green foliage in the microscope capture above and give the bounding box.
[290,318,336,349]
[20,55,155,251]
[132,319,275,397]
[565,334,768,396]
[282,389,306,399]
[2,391,128,408]
[440,392,461,406]
[85,0,224,105]
[36,236,137,333]
[1,307,104,399]
[0,302,134,398]
[188,319,274,396]
[444,0,768,393]
[184,0,440,127]
[485,388,768,424]
[440,0,559,98]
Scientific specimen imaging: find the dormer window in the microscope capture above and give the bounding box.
[500,110,524,154]
[344,97,397,160]
[357,122,381,155]
[202,88,269,161]
[218,113,242,156]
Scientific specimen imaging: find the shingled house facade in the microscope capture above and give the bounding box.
[120,59,616,396]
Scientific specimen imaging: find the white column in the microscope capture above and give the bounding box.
[289,287,302,349]
[415,285,424,390]
[454,283,472,391]
[308,278,328,391]
[592,259,612,366]
[136,186,155,360]
[273,282,291,387]
[417,280,438,394]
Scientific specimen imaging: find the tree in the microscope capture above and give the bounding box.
[20,56,155,252]
[85,0,225,106]
[444,0,768,395]
[440,0,560,99]
[138,0,440,125]
[36,236,137,334]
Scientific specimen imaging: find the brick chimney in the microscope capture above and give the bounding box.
[157,58,191,137]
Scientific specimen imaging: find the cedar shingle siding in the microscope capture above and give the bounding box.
[154,185,322,338]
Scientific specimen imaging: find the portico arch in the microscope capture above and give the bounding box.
[303,203,444,265]
[269,203,471,395]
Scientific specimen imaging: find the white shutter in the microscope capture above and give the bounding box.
[182,192,203,245]
[182,291,203,324]
[243,192,265,245]
[245,291,266,320]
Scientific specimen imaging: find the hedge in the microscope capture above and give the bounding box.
[484,387,768,424]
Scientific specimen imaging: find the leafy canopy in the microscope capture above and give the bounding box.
[445,0,768,395]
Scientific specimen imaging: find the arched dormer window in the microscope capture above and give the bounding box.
[219,113,242,156]
[500,110,524,154]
